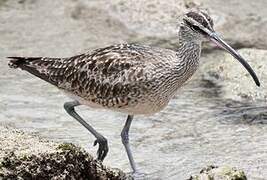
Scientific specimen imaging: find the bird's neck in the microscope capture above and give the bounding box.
[171,29,202,83]
[176,39,202,64]
[176,26,202,60]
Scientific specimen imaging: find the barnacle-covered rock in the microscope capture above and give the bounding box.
[0,126,130,180]
[188,165,247,180]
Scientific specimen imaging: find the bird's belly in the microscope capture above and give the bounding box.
[62,89,170,115]
[122,99,170,115]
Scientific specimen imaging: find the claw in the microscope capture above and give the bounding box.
[93,138,109,161]
[93,140,97,146]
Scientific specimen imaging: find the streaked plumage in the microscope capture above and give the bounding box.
[8,9,260,174]
[9,43,200,115]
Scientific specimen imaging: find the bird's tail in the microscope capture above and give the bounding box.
[8,56,62,86]
[8,56,40,68]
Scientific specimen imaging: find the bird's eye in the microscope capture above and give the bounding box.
[191,25,201,31]
[191,25,206,34]
[183,19,207,35]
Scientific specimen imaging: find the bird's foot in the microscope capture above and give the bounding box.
[93,137,109,161]
[130,171,146,180]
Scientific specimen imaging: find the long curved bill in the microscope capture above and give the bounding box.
[208,32,260,87]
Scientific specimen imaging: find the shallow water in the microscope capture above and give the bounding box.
[1,1,267,179]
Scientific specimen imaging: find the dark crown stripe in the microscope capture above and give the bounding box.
[185,11,213,29]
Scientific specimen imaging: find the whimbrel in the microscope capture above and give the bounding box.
[8,10,260,173]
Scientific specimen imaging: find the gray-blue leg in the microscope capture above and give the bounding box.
[64,101,108,161]
[121,115,137,173]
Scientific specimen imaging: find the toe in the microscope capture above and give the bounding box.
[95,138,109,161]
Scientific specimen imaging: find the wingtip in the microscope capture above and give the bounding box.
[8,59,18,68]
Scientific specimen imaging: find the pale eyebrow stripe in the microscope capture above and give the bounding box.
[199,12,212,30]
[185,16,206,30]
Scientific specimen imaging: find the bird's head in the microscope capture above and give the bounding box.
[179,10,260,87]
[181,10,214,40]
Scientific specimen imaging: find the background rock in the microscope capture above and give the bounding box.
[106,0,267,50]
[201,49,266,101]
[1,0,267,57]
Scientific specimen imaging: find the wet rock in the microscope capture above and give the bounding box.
[219,101,267,125]
[189,165,247,180]
[201,49,266,101]
[0,126,130,180]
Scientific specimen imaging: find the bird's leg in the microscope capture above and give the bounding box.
[64,101,108,161]
[121,115,137,173]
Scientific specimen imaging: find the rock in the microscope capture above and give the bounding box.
[0,0,8,6]
[0,126,57,160]
[106,0,267,50]
[2,0,266,59]
[200,48,266,101]
[0,126,130,180]
[188,165,247,180]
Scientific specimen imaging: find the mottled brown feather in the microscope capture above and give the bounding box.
[8,44,169,109]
